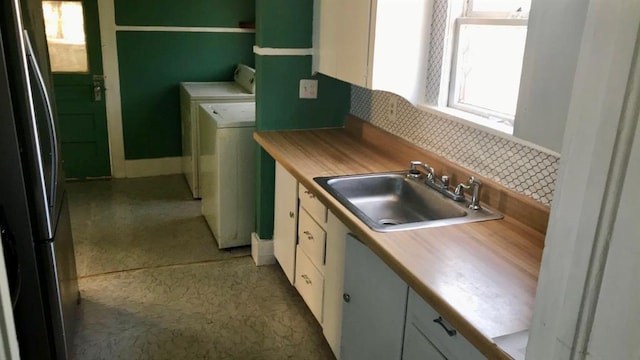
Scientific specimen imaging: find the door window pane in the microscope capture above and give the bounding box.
[42,1,88,73]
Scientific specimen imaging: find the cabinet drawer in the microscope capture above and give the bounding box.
[299,184,327,224]
[406,289,485,360]
[295,245,325,323]
[298,208,327,269]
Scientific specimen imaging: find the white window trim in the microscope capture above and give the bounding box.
[437,0,529,134]
[448,16,528,124]
[465,0,530,18]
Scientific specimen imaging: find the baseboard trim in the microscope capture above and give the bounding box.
[123,157,182,178]
[251,233,276,266]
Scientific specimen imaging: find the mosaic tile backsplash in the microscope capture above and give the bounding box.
[350,86,559,206]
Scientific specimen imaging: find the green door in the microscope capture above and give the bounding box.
[43,0,110,178]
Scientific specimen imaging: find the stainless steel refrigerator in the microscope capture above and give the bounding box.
[0,0,80,358]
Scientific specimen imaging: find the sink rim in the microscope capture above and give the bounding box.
[314,171,504,232]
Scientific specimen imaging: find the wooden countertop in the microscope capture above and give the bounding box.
[254,119,546,360]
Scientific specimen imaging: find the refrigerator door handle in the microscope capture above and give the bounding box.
[22,31,57,239]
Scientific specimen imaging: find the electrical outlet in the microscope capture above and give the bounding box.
[299,79,318,99]
[388,96,398,123]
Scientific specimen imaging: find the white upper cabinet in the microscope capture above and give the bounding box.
[313,0,434,103]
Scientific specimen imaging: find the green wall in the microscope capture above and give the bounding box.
[254,0,351,239]
[255,0,312,48]
[115,0,255,159]
[115,0,254,27]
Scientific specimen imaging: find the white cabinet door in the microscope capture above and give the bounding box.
[335,0,372,87]
[404,289,486,360]
[273,162,298,284]
[403,321,448,360]
[295,245,325,323]
[316,0,339,76]
[316,0,372,87]
[313,0,433,103]
[341,234,408,360]
[322,211,350,358]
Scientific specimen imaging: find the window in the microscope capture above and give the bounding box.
[448,0,530,126]
[42,1,88,73]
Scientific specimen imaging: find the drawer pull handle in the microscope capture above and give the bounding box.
[301,274,312,285]
[289,211,295,218]
[304,190,316,199]
[433,317,457,337]
[303,231,314,240]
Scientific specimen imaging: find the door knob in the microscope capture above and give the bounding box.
[93,75,105,102]
[93,83,102,101]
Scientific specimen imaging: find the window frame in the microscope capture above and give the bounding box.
[447,2,528,125]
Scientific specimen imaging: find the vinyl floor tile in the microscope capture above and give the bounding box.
[73,258,333,360]
[67,175,250,277]
[68,175,334,359]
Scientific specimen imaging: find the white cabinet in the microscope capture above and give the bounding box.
[338,234,485,360]
[314,0,370,87]
[272,163,350,359]
[273,162,298,284]
[403,321,448,360]
[313,0,433,103]
[295,245,325,322]
[403,289,486,360]
[295,183,328,323]
[298,208,327,269]
[271,163,487,359]
[341,234,408,360]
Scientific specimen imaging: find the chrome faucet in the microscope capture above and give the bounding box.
[407,161,465,202]
[409,161,436,181]
[455,176,482,210]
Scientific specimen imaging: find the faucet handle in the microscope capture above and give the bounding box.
[441,175,450,189]
[409,160,422,171]
[409,161,422,177]
[468,176,481,186]
[455,182,469,196]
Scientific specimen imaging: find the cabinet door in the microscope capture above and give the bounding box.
[341,234,408,360]
[322,211,350,358]
[335,0,372,87]
[273,162,298,284]
[404,289,486,360]
[316,0,339,76]
[403,321,448,360]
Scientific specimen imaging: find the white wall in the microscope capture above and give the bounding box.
[586,114,640,360]
[526,0,640,358]
[513,0,590,153]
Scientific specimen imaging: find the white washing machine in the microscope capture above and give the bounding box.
[180,64,255,199]
[199,102,256,249]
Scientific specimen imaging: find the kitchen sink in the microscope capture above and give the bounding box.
[314,172,503,232]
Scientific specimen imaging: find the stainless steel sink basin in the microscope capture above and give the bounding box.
[314,172,503,232]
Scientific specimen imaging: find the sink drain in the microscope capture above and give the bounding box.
[379,219,401,226]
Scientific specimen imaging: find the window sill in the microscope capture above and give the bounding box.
[417,104,514,136]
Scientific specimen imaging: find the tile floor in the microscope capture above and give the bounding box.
[67,175,334,360]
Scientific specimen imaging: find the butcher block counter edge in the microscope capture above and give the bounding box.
[254,117,548,360]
